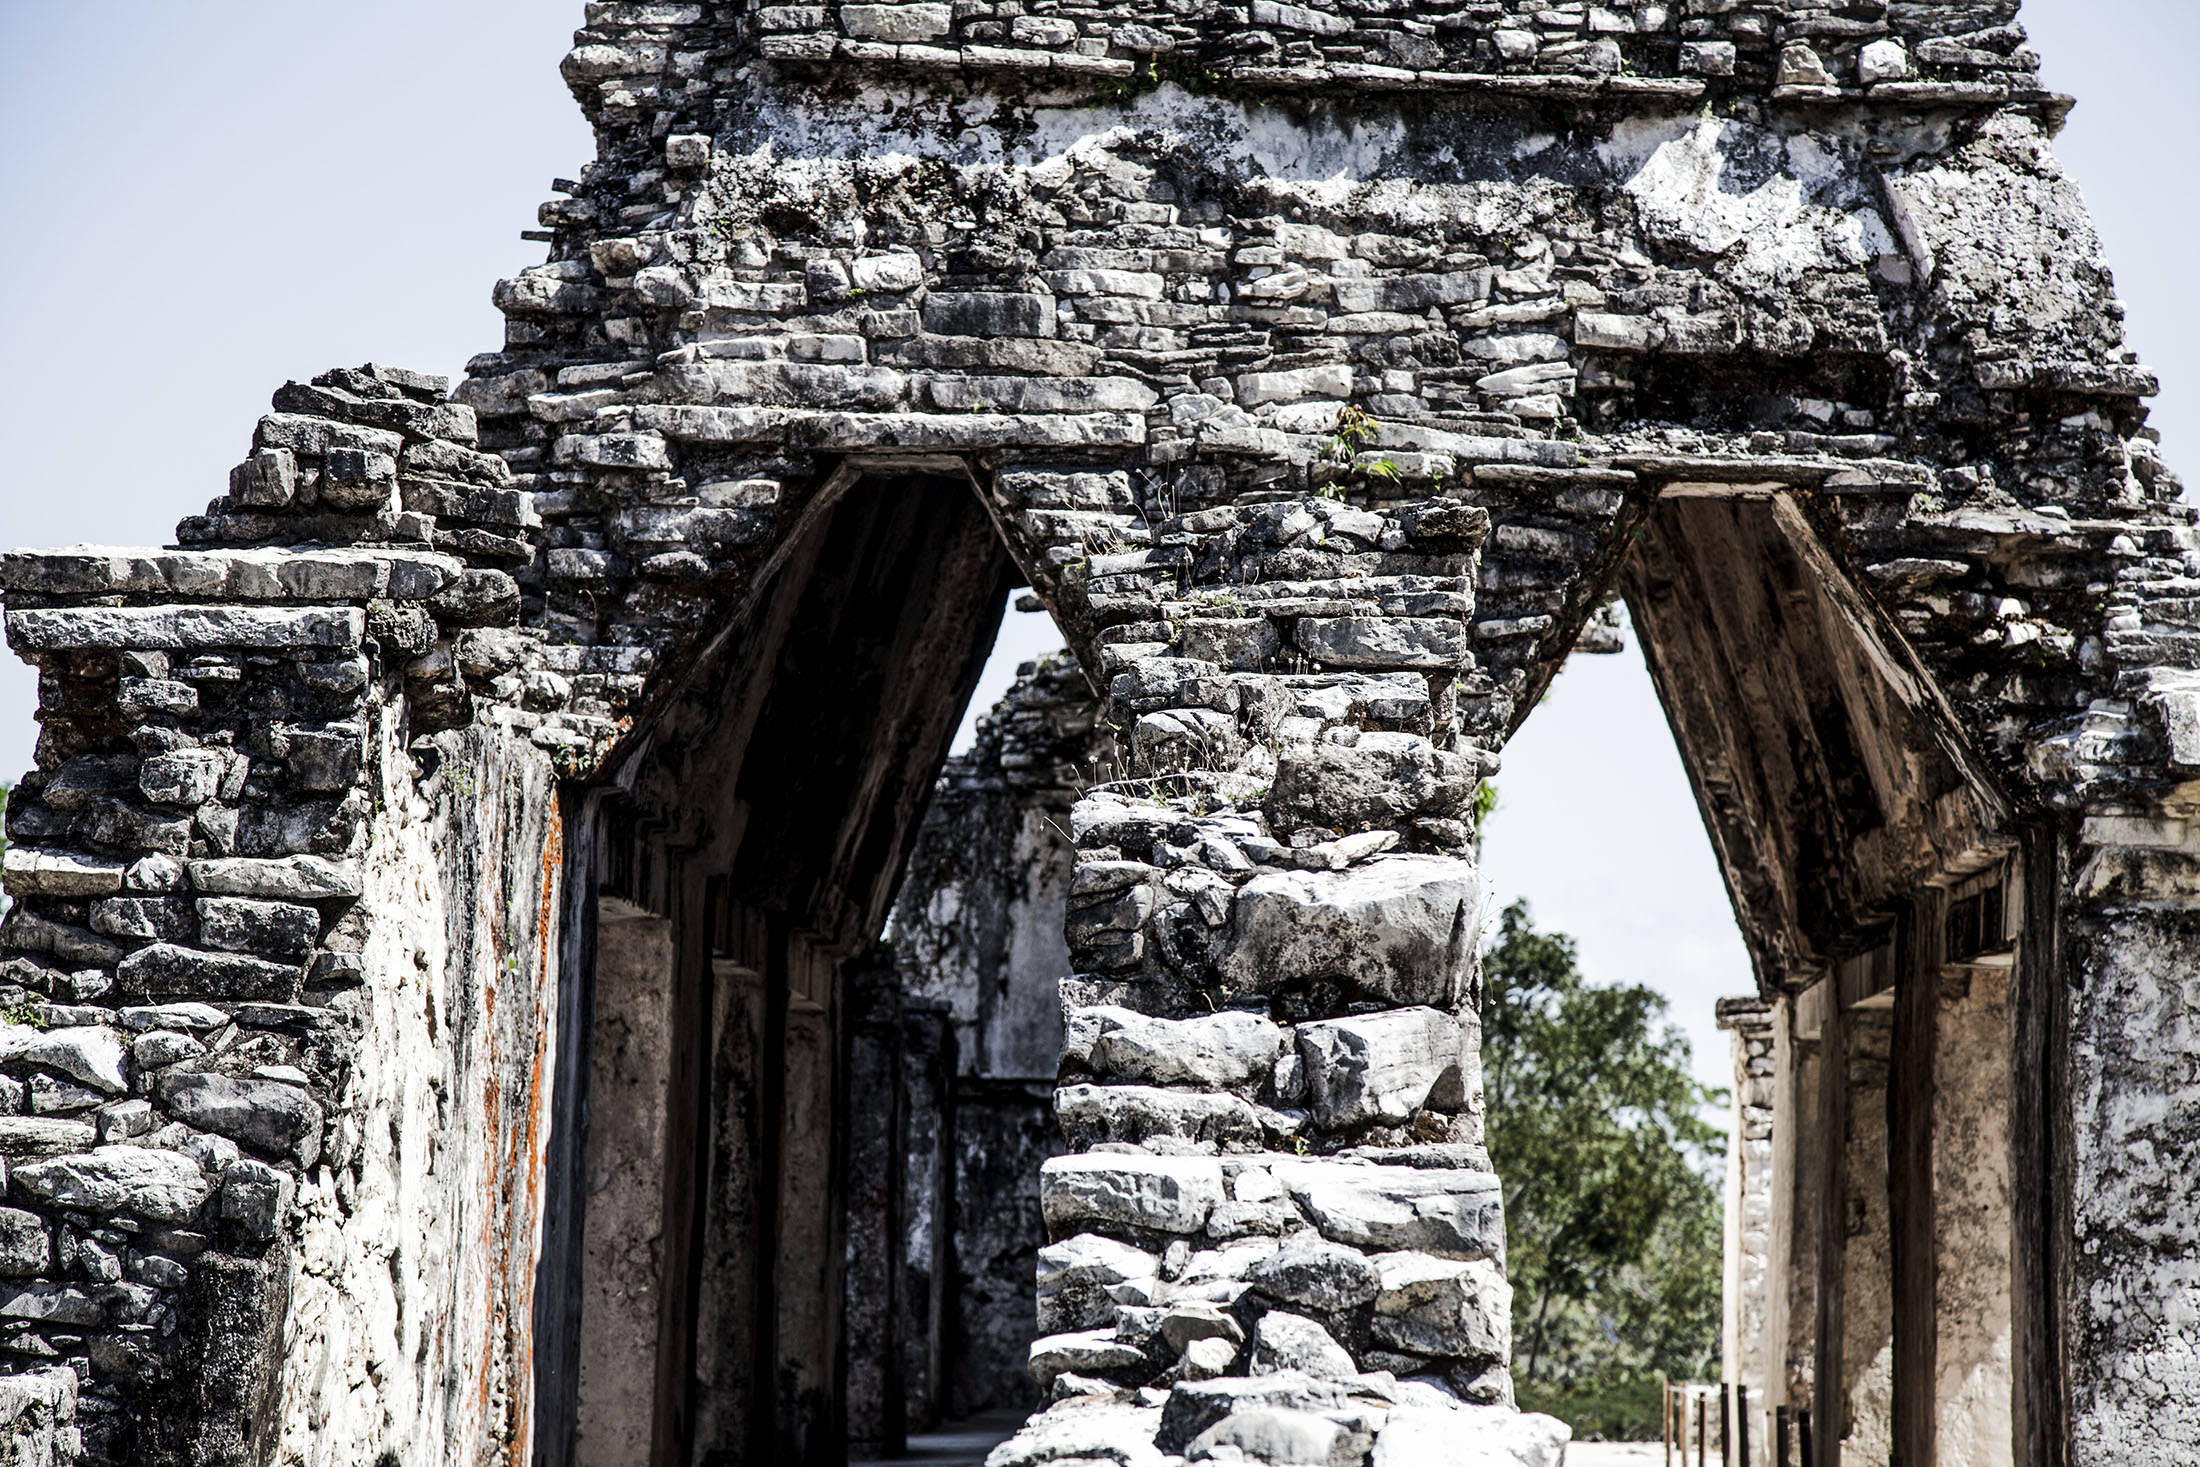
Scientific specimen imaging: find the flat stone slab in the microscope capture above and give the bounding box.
[0,547,461,600]
[1224,855,1478,1005]
[1041,1153,1226,1237]
[6,605,365,654]
[1267,1156,1505,1260]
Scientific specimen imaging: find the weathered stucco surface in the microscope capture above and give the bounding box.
[276,718,561,1467]
[1935,967,2013,1467]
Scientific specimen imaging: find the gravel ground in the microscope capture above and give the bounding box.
[1565,1443,1669,1466]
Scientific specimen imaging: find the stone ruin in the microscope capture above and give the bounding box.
[0,0,2194,1463]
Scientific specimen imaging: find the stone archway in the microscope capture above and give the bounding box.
[2,3,2198,1465]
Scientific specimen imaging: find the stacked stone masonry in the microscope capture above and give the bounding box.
[2,0,2198,1462]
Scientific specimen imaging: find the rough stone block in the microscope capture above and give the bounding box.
[117,944,303,1002]
[0,913,123,970]
[0,1365,77,1464]
[253,411,403,460]
[185,856,363,901]
[1573,312,1664,352]
[1076,1006,1287,1088]
[140,750,228,807]
[1028,1329,1150,1389]
[841,3,952,39]
[28,1074,102,1115]
[1038,1233,1160,1334]
[117,1003,228,1032]
[850,252,924,293]
[6,606,364,655]
[0,849,126,899]
[9,1027,130,1096]
[1191,1406,1366,1466]
[1371,1252,1510,1360]
[920,291,1056,338]
[1223,856,1477,1005]
[1297,1007,1465,1128]
[196,899,321,962]
[1267,1157,1504,1259]
[95,1100,153,1144]
[1246,1230,1382,1313]
[925,376,1158,413]
[12,1145,210,1224]
[1,547,456,602]
[1295,616,1470,669]
[0,1118,97,1160]
[1332,269,1489,314]
[317,448,400,511]
[1247,1310,1358,1380]
[218,1157,296,1244]
[1159,1299,1243,1354]
[1368,1402,1569,1467]
[664,132,711,168]
[0,1211,49,1278]
[280,728,363,792]
[1679,40,1734,76]
[1158,1372,1354,1452]
[158,1073,323,1165]
[1056,1084,1263,1147]
[0,1282,104,1328]
[987,1401,1169,1466]
[1041,1153,1225,1237]
[228,449,298,509]
[1264,735,1484,829]
[1234,363,1353,406]
[132,1030,207,1071]
[1179,617,1282,670]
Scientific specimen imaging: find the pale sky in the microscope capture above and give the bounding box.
[3,2,2192,1090]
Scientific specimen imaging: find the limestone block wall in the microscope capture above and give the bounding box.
[978,487,1572,1464]
[7,0,2200,1461]
[0,372,558,1466]
[623,0,2064,127]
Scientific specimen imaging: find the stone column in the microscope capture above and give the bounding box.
[1930,963,2011,1467]
[1719,996,1775,1465]
[2061,902,2200,1460]
[992,491,1567,1466]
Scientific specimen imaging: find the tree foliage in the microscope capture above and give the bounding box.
[1480,901,1725,1437]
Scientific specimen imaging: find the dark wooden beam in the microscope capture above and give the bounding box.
[1814,984,1848,1467]
[1890,891,1944,1467]
[651,869,723,1467]
[2011,826,2071,1467]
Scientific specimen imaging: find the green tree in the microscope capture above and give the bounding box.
[1480,901,1725,1437]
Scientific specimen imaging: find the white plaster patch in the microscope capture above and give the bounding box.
[1618,118,1872,292]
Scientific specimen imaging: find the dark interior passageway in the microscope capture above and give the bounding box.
[535,466,1029,1467]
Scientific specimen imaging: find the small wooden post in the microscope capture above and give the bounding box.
[1698,1390,1708,1467]
[1721,1384,1732,1467]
